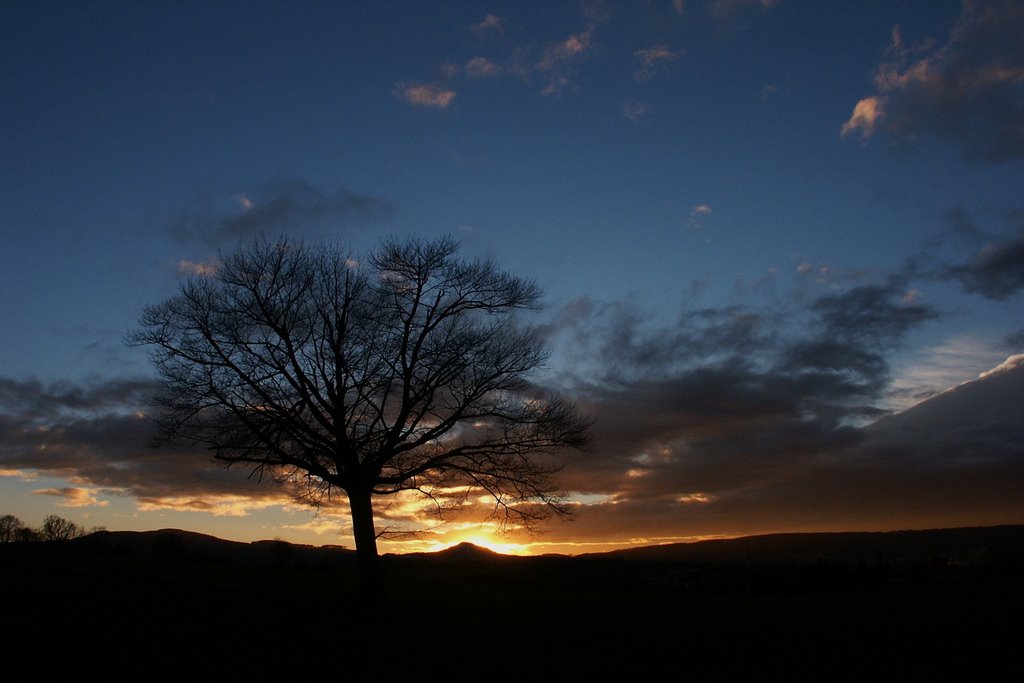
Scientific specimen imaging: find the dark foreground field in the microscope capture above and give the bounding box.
[3,525,1022,679]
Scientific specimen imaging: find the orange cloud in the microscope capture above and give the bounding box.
[841,96,885,138]
[394,83,456,108]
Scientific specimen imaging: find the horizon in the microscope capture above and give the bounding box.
[2,1,1022,555]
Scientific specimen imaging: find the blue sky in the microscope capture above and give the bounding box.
[2,1,1022,552]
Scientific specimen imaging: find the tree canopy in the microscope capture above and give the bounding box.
[132,236,590,587]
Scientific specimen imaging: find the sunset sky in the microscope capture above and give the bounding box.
[2,0,1022,554]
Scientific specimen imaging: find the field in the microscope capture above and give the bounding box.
[3,526,1021,678]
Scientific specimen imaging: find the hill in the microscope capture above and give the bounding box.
[2,524,1022,677]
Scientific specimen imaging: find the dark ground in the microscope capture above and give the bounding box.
[3,525,1022,679]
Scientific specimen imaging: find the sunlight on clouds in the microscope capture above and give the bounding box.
[887,336,1009,411]
[566,492,620,506]
[841,96,884,138]
[419,528,531,555]
[282,516,348,536]
[235,194,253,210]
[136,494,287,517]
[978,353,1024,380]
[32,486,109,508]
[691,204,712,216]
[394,83,456,108]
[677,492,713,504]
[0,468,37,480]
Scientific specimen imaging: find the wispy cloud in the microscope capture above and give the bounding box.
[905,207,1024,300]
[136,494,290,517]
[470,13,505,35]
[633,45,679,81]
[32,486,110,508]
[177,260,219,276]
[943,233,1024,299]
[394,82,457,108]
[691,204,712,216]
[168,181,393,247]
[465,56,501,79]
[621,100,651,122]
[842,2,1024,162]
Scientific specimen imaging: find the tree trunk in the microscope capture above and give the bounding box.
[347,487,383,597]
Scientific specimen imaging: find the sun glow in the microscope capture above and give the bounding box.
[427,534,531,556]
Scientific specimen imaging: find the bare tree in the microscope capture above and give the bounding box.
[0,514,25,543]
[131,236,590,589]
[40,515,84,541]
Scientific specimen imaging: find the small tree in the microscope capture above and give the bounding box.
[0,514,25,543]
[40,515,84,541]
[132,236,590,589]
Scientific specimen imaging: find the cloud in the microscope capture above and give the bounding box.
[841,96,885,139]
[533,286,1022,543]
[32,487,109,508]
[465,56,501,79]
[1005,328,1024,350]
[177,260,218,276]
[546,280,940,502]
[621,100,651,122]
[537,29,595,96]
[909,207,1024,300]
[135,494,288,517]
[0,468,36,479]
[943,233,1024,299]
[168,181,393,247]
[470,14,504,35]
[633,45,679,81]
[539,31,593,69]
[673,0,686,16]
[691,204,712,216]
[0,377,294,510]
[842,1,1024,162]
[394,82,457,108]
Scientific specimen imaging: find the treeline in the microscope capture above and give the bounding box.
[0,514,103,543]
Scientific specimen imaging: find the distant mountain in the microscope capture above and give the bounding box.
[15,524,1019,569]
[584,525,1024,565]
[62,527,355,568]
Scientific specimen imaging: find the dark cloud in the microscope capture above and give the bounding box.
[548,356,1024,544]
[0,377,155,420]
[0,377,285,505]
[904,207,1024,300]
[168,181,393,247]
[843,0,1024,163]
[1005,328,1024,350]
[551,281,940,506]
[944,232,1024,299]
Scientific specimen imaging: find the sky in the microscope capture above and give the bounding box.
[1,0,1022,554]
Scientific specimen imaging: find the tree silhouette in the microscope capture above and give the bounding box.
[0,514,25,543]
[40,515,84,541]
[132,236,590,589]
